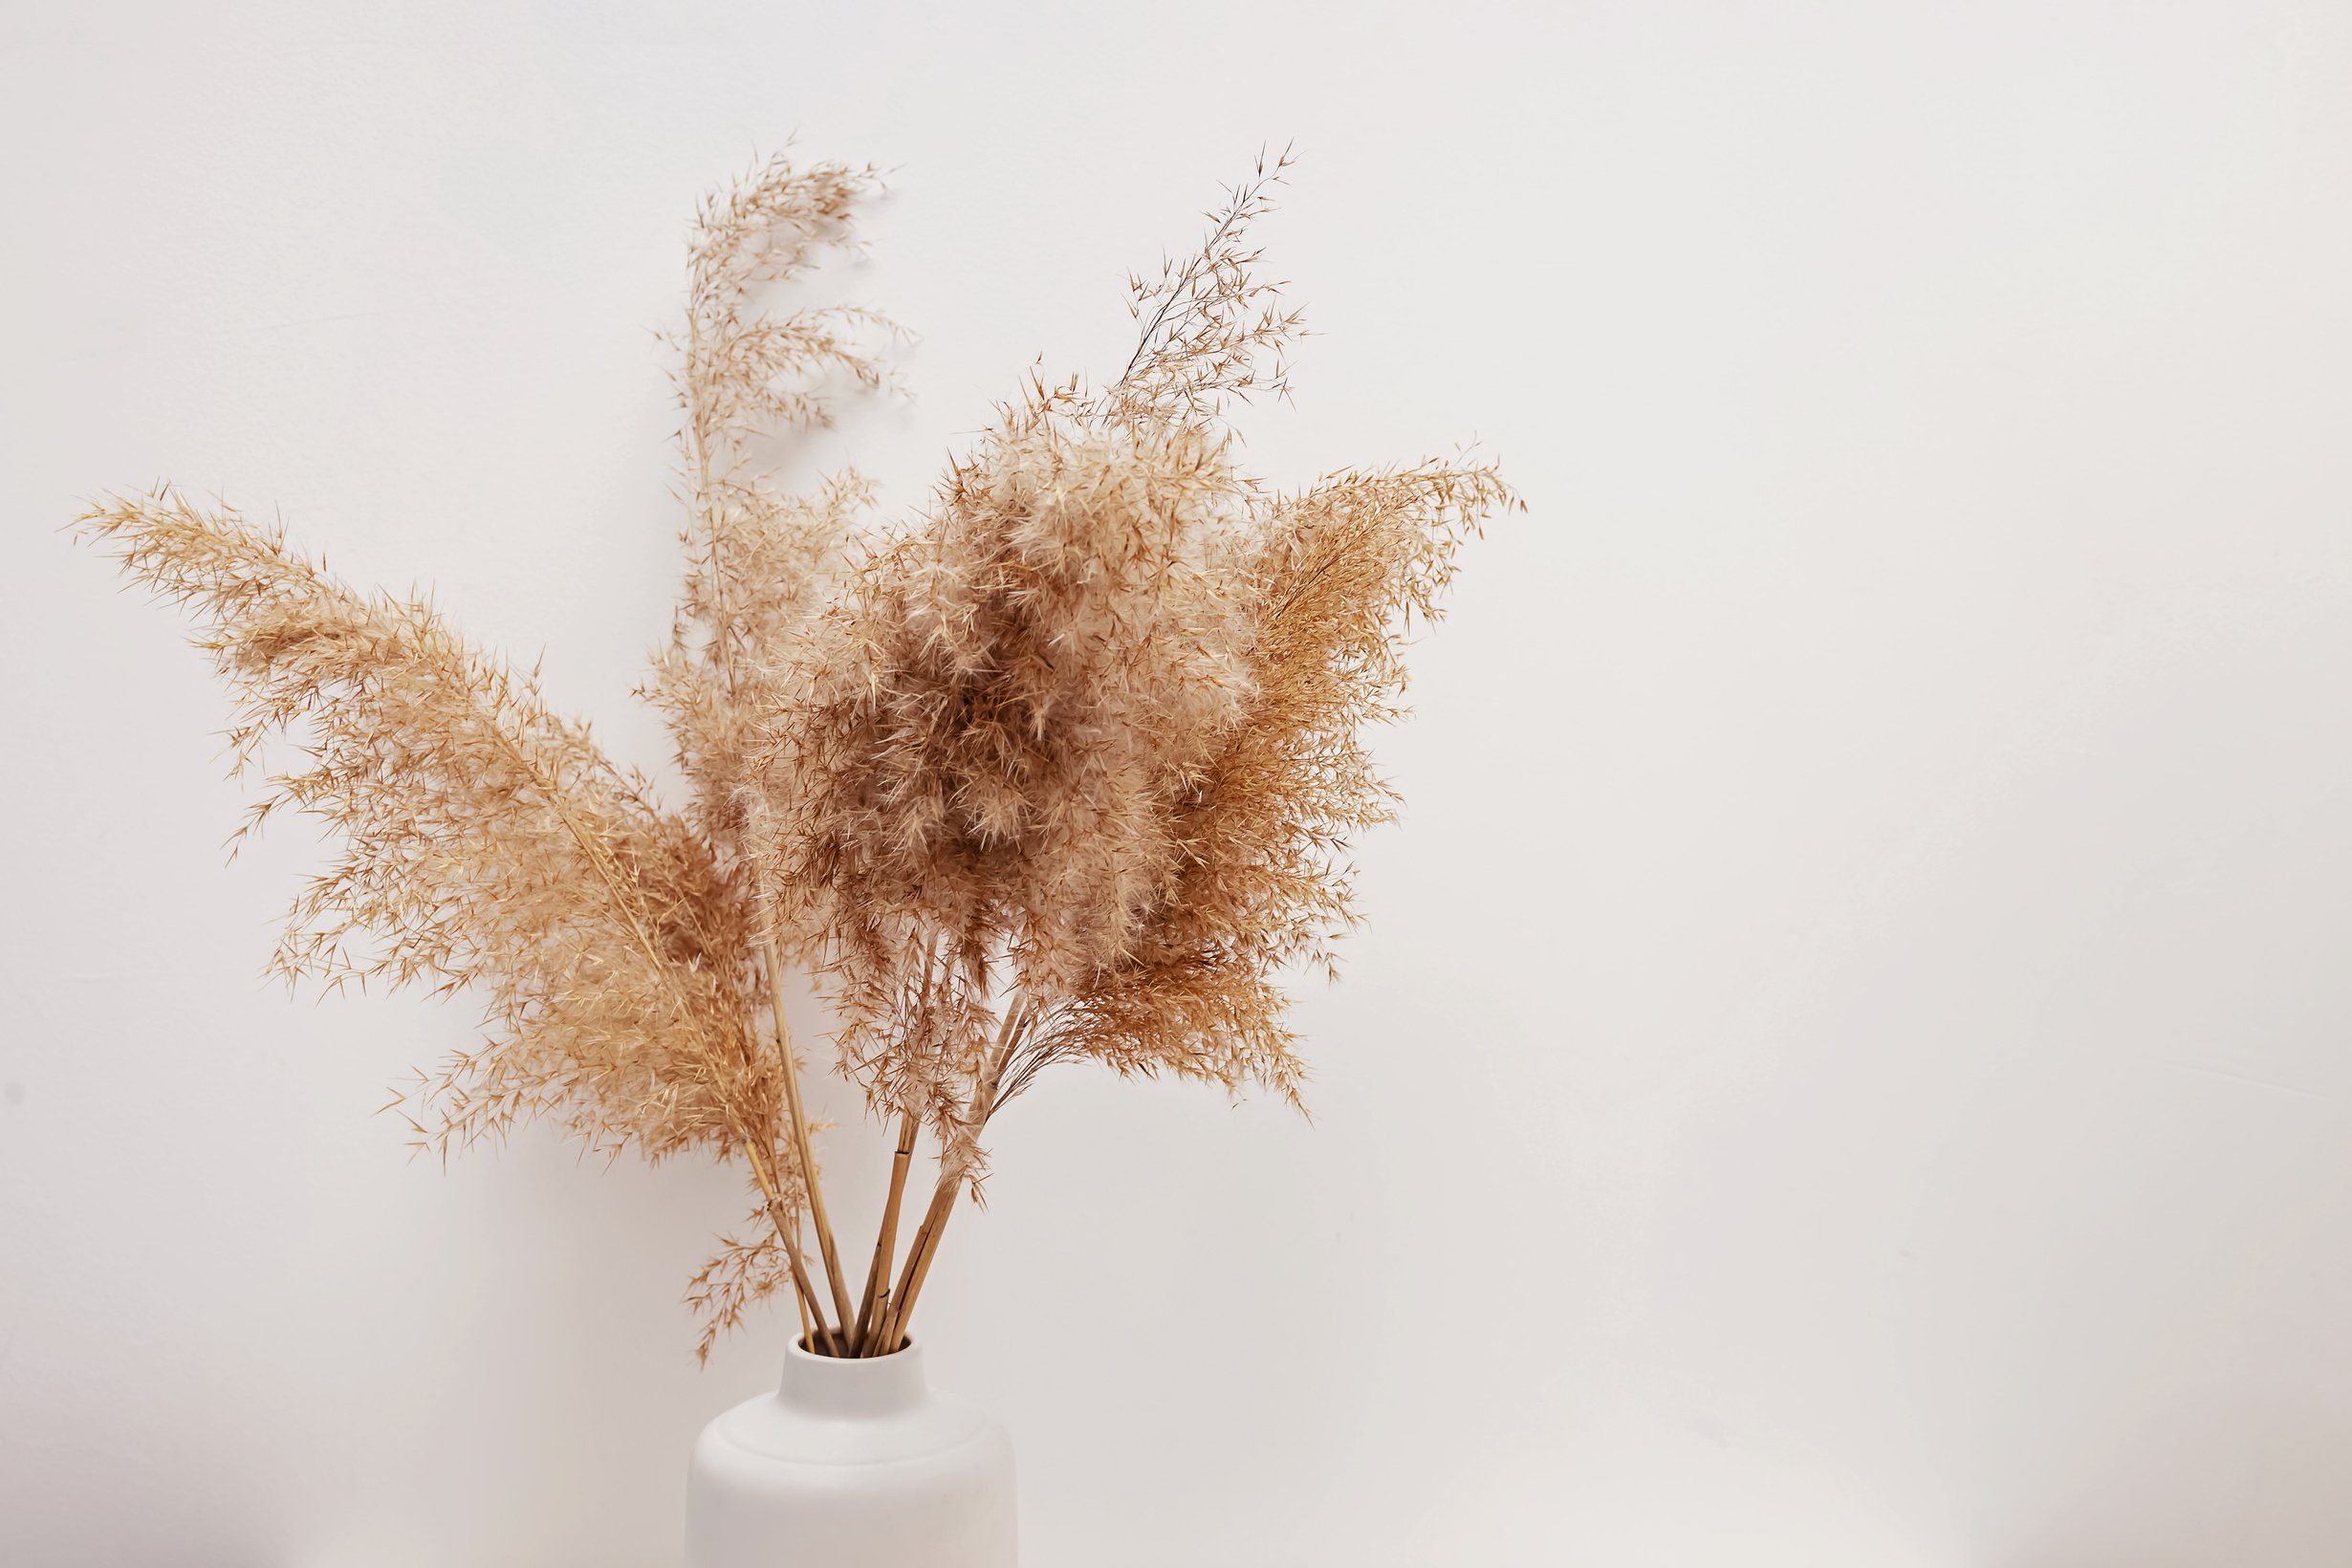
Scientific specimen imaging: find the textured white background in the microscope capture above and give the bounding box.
[8,3,2352,1564]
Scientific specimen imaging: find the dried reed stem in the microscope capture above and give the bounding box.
[871,1000,1034,1351]
[874,1174,959,1355]
[762,920,857,1345]
[854,1110,920,1354]
[744,1143,842,1355]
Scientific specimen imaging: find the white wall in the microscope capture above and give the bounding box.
[8,3,2352,1564]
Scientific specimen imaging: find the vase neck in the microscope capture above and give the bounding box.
[777,1339,929,1418]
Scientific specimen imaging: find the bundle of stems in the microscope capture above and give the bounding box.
[81,146,1517,1360]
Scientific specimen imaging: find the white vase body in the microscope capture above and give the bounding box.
[685,1339,1015,1568]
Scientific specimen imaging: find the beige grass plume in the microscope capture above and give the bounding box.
[747,150,1519,1350]
[81,146,1518,1361]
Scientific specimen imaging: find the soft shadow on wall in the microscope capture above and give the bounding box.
[1990,1397,2352,1567]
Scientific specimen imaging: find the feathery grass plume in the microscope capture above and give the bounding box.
[77,492,783,1173]
[747,150,1519,1350]
[646,149,891,864]
[1108,147,1306,425]
[997,456,1518,1111]
[754,408,1264,1177]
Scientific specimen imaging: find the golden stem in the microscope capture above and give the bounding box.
[875,1000,1036,1351]
[761,923,859,1339]
[744,1141,841,1357]
[875,1175,959,1355]
[854,1111,920,1355]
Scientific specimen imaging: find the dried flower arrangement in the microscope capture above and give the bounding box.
[80,150,1517,1361]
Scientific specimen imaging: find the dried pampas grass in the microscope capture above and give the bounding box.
[81,146,1518,1360]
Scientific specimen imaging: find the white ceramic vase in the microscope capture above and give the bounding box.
[684,1338,1016,1568]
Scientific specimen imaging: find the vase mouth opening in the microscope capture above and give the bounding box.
[792,1333,918,1362]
